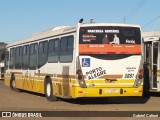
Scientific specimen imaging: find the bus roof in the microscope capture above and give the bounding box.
[143,30,160,38]
[7,22,140,48]
[80,23,140,28]
[7,25,77,48]
[142,31,160,42]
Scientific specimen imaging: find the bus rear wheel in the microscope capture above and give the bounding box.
[44,78,57,101]
[10,74,17,91]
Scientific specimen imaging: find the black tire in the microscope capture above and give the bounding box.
[44,78,57,101]
[10,74,17,91]
[143,64,150,98]
[143,81,150,98]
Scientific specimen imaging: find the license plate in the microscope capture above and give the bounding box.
[105,89,119,93]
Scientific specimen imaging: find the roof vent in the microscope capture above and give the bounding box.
[52,26,69,31]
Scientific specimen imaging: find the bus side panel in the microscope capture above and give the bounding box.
[4,75,10,86]
[34,79,44,94]
[15,74,23,89]
[52,77,71,98]
[26,76,44,94]
[52,79,59,96]
[6,72,45,94]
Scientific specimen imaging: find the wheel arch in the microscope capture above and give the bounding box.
[44,75,52,85]
[10,73,15,80]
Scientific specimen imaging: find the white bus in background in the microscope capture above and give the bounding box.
[5,21,143,101]
[0,45,6,80]
[0,62,5,79]
[143,31,160,92]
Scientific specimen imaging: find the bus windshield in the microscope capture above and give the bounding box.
[79,26,141,44]
[79,26,141,54]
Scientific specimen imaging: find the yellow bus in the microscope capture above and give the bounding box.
[5,21,143,101]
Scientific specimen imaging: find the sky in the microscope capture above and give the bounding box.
[0,0,160,43]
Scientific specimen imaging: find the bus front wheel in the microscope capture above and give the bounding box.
[44,78,57,101]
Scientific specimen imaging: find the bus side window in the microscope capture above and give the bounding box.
[38,40,48,68]
[67,36,74,61]
[22,45,29,69]
[48,39,59,63]
[15,46,22,69]
[60,36,74,63]
[29,43,38,70]
[5,51,9,70]
[9,48,15,69]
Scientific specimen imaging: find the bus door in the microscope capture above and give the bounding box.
[151,41,160,91]
[143,42,151,92]
[157,42,160,91]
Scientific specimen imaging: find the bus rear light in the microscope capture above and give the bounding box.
[134,68,143,87]
[139,69,144,74]
[76,70,82,74]
[138,69,143,79]
[138,75,143,79]
[79,80,85,85]
[78,75,83,80]
[76,69,87,88]
[134,79,143,87]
